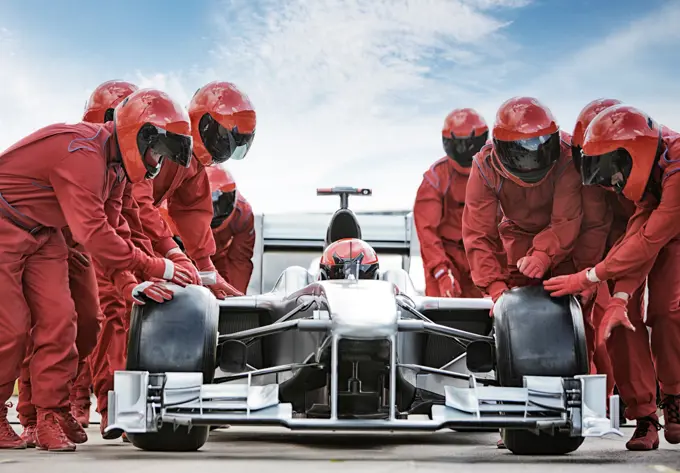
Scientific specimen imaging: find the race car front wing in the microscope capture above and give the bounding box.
[107,368,622,437]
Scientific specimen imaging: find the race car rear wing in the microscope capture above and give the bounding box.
[316,186,372,209]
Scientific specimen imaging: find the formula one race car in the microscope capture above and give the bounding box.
[107,187,622,455]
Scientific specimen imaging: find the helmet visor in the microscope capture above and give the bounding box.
[199,113,254,164]
[210,189,236,228]
[326,262,378,280]
[137,123,193,168]
[443,131,488,167]
[494,132,561,183]
[572,145,583,174]
[581,148,633,193]
[103,108,115,123]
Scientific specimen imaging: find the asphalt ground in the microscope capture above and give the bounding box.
[2,397,679,473]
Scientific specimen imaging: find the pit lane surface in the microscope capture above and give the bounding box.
[4,399,680,472]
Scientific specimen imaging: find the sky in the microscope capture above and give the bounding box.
[1,0,679,214]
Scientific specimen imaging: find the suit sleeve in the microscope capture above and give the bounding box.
[527,164,583,266]
[49,150,150,273]
[104,179,131,241]
[120,181,155,257]
[167,167,217,270]
[594,179,680,281]
[462,161,508,291]
[222,208,255,293]
[131,179,178,257]
[413,173,450,276]
[571,185,613,271]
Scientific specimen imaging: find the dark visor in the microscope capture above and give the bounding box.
[326,262,378,280]
[137,123,192,168]
[103,108,115,123]
[199,113,254,164]
[494,131,560,183]
[572,145,583,174]
[210,189,236,228]
[581,148,633,193]
[443,130,488,168]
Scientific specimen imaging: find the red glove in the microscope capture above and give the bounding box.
[68,247,90,271]
[199,270,244,299]
[434,267,461,298]
[598,296,635,345]
[487,281,509,317]
[579,285,597,306]
[516,251,550,279]
[543,268,599,297]
[139,256,194,287]
[165,249,201,285]
[121,280,174,306]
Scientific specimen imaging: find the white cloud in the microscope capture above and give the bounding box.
[3,1,679,216]
[193,0,529,213]
[516,1,680,136]
[0,27,95,152]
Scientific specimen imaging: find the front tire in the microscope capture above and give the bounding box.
[494,285,588,455]
[125,284,219,452]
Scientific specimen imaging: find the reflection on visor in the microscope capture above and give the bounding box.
[210,189,236,228]
[137,123,193,168]
[198,113,254,164]
[572,145,583,173]
[516,134,551,151]
[581,148,633,193]
[494,132,561,184]
[142,148,164,179]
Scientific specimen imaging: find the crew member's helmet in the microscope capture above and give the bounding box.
[492,96,561,186]
[442,108,488,173]
[571,98,622,174]
[206,165,237,229]
[581,104,663,202]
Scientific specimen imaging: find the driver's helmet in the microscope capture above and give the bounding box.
[318,238,379,280]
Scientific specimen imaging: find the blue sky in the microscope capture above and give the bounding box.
[1,0,678,213]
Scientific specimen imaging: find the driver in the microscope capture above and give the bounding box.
[318,238,380,281]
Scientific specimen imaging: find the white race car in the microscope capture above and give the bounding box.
[107,187,622,454]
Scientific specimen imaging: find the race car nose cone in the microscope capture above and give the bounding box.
[320,280,399,338]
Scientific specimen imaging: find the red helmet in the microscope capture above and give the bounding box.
[442,108,488,173]
[319,238,379,280]
[572,98,622,173]
[581,104,662,202]
[206,166,237,229]
[83,80,139,123]
[114,88,193,183]
[188,81,256,166]
[492,96,561,185]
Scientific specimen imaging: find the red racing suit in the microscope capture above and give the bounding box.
[0,121,158,410]
[462,132,583,295]
[413,157,482,298]
[585,193,637,407]
[89,181,156,418]
[212,195,255,294]
[570,183,613,389]
[91,154,216,418]
[16,227,102,425]
[131,154,215,271]
[588,135,680,417]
